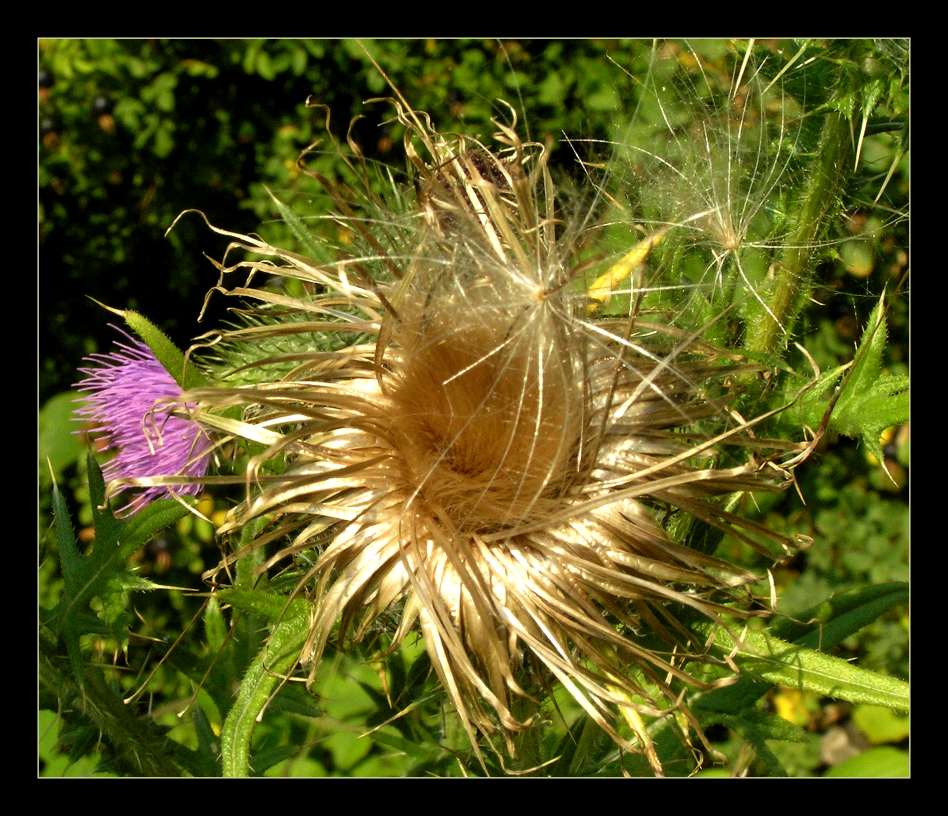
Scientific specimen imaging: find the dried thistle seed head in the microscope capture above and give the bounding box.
[594,42,814,339]
[186,91,802,773]
[386,318,582,532]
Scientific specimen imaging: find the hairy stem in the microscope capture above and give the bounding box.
[219,611,310,776]
[744,112,852,358]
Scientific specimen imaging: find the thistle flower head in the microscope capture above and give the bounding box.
[184,90,804,773]
[75,327,212,516]
[595,42,811,338]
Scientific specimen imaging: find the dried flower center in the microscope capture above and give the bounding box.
[388,321,582,532]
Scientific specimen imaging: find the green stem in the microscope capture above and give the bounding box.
[219,607,310,777]
[744,112,852,358]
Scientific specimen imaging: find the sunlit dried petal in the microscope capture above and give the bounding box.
[186,96,801,773]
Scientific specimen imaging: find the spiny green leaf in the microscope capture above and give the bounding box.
[51,473,79,581]
[694,583,908,715]
[38,645,188,777]
[88,452,121,546]
[50,474,85,683]
[776,362,850,431]
[120,497,193,556]
[825,294,909,467]
[616,586,909,775]
[264,186,326,261]
[770,583,908,647]
[835,294,888,419]
[48,455,191,652]
[105,571,165,594]
[779,294,907,459]
[701,623,909,712]
[123,308,207,390]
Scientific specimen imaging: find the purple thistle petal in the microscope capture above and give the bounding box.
[74,326,211,516]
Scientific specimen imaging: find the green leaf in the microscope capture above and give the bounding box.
[617,581,908,776]
[824,746,908,778]
[779,294,907,466]
[39,392,84,486]
[121,497,195,553]
[122,308,207,390]
[48,455,191,666]
[701,622,909,712]
[39,646,188,776]
[325,730,372,771]
[263,683,323,720]
[359,725,444,768]
[251,744,303,775]
[87,449,122,547]
[38,710,113,777]
[191,705,221,777]
[50,474,84,683]
[851,704,910,745]
[828,294,908,460]
[771,583,908,649]
[707,709,809,744]
[778,362,850,430]
[695,710,808,778]
[695,583,908,715]
[204,594,228,653]
[835,294,886,408]
[51,473,79,580]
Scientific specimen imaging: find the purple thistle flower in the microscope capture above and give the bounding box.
[75,326,211,516]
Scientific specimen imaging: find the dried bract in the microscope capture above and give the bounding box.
[187,93,802,772]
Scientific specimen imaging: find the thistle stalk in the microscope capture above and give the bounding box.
[744,112,853,358]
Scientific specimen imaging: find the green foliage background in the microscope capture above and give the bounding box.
[39,39,644,405]
[39,39,908,778]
